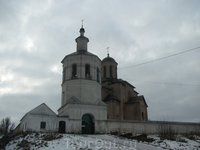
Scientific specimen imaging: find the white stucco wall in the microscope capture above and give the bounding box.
[62,79,101,104]
[58,103,107,120]
[61,54,102,107]
[62,54,101,81]
[106,120,200,134]
[21,114,58,132]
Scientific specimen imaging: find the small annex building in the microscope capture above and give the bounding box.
[20,103,67,133]
[16,26,148,134]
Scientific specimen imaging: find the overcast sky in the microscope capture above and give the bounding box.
[0,0,200,125]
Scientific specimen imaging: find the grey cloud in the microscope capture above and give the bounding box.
[0,0,200,125]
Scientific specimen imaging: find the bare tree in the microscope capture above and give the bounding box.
[0,117,15,135]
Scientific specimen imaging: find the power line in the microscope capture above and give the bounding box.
[125,79,200,87]
[118,46,200,70]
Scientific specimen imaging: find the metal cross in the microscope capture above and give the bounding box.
[81,20,84,28]
[107,47,110,56]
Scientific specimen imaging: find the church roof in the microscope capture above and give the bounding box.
[103,94,120,102]
[102,77,136,89]
[125,95,148,107]
[58,96,106,111]
[20,103,57,121]
[61,50,100,63]
[102,54,116,63]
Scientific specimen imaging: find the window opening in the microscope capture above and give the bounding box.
[63,67,66,82]
[40,122,46,129]
[142,112,144,120]
[72,64,77,78]
[104,66,106,78]
[110,66,113,78]
[97,68,99,82]
[85,64,90,78]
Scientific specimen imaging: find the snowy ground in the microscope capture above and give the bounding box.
[147,134,200,150]
[5,133,200,150]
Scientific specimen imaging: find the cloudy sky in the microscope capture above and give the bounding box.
[0,0,200,125]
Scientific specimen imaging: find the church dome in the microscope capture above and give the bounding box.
[102,54,116,63]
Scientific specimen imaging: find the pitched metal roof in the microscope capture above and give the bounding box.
[103,94,120,102]
[125,95,148,107]
[102,77,135,89]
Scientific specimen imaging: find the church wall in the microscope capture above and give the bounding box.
[140,99,148,120]
[124,103,140,120]
[58,103,107,134]
[62,79,101,104]
[106,120,200,134]
[64,119,107,134]
[102,79,148,121]
[62,54,101,81]
[105,100,120,119]
[101,86,110,101]
[65,119,81,133]
[61,53,102,107]
[20,114,60,132]
[58,103,107,121]
[124,82,138,102]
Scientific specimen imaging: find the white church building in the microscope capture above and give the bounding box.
[15,26,200,135]
[19,26,107,134]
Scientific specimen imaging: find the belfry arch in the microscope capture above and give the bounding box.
[81,113,95,134]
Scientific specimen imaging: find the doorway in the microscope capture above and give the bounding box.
[82,114,95,134]
[59,121,66,133]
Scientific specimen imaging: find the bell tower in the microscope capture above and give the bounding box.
[58,25,107,134]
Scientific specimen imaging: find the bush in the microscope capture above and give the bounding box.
[42,132,63,141]
[0,135,13,149]
[157,122,177,140]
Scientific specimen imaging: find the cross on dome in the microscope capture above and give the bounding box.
[107,47,110,57]
[81,20,84,28]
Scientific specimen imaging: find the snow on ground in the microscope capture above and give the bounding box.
[5,133,133,150]
[147,134,200,150]
[4,133,200,150]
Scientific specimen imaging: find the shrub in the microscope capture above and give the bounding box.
[157,122,177,140]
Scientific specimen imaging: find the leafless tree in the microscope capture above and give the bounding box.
[0,117,15,135]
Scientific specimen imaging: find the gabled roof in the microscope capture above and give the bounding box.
[95,98,107,106]
[20,103,57,121]
[103,94,120,102]
[125,95,148,107]
[68,96,81,103]
[102,78,135,89]
[102,78,125,85]
[57,96,107,111]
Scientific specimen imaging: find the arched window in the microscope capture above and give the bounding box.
[104,66,106,78]
[85,64,90,78]
[72,64,77,78]
[110,66,113,78]
[97,68,99,82]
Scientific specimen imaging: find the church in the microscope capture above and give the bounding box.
[15,26,148,134]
